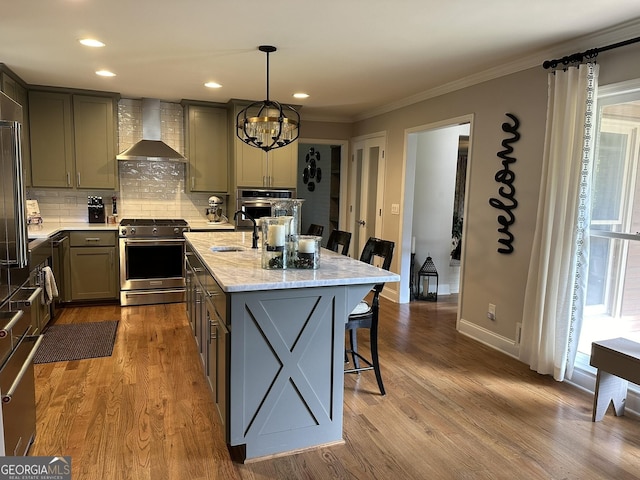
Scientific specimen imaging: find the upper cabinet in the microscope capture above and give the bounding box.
[29,90,117,189]
[1,67,31,187]
[73,95,117,189]
[229,101,298,189]
[183,102,229,193]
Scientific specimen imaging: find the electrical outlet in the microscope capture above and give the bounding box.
[391,203,400,215]
[516,322,522,344]
[487,303,496,320]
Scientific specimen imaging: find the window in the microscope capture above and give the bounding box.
[578,84,640,358]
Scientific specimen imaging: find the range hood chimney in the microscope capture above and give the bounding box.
[116,98,186,162]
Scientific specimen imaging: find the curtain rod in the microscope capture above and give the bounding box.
[542,35,640,69]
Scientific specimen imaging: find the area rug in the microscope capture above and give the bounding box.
[33,321,119,364]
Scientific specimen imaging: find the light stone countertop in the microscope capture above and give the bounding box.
[185,231,401,293]
[27,222,119,239]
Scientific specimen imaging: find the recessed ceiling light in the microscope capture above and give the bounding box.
[204,82,222,89]
[293,93,309,99]
[79,38,105,47]
[96,70,116,77]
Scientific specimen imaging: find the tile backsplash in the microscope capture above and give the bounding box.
[27,98,224,224]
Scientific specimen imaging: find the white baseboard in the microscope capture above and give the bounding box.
[457,318,520,359]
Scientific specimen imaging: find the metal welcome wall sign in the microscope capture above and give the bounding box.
[489,113,520,254]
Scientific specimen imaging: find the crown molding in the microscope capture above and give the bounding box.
[355,17,640,122]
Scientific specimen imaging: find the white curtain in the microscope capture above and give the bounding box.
[520,63,598,381]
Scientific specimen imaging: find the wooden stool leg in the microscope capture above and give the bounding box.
[370,322,385,395]
[592,370,628,421]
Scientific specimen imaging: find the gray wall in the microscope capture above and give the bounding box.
[349,41,640,356]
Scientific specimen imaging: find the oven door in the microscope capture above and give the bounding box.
[236,201,272,227]
[119,238,186,306]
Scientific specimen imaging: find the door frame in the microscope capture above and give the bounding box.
[298,137,349,231]
[400,114,474,307]
[349,132,387,258]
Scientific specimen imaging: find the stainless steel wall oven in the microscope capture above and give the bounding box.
[235,188,295,228]
[119,219,189,306]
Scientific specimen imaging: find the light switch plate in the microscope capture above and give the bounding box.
[391,203,400,215]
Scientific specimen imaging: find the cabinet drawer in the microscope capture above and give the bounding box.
[69,231,116,247]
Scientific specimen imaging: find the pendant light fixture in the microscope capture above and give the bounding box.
[236,45,300,152]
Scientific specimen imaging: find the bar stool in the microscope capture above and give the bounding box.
[306,224,324,237]
[345,237,394,395]
[326,229,351,256]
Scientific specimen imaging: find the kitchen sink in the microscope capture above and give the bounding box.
[210,246,245,252]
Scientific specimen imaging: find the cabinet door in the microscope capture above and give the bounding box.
[70,246,118,300]
[29,91,74,188]
[268,142,298,188]
[73,95,116,189]
[235,138,267,187]
[186,105,228,192]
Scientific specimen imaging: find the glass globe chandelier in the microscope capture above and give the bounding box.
[236,45,300,152]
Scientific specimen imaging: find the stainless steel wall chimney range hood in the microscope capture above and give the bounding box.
[116,98,186,162]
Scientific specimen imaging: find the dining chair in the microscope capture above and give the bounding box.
[344,237,394,395]
[305,224,324,237]
[326,229,351,256]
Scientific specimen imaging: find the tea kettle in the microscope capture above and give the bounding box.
[206,195,227,223]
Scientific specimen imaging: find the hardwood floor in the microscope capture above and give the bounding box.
[30,297,640,479]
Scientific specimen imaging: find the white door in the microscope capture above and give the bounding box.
[350,135,386,259]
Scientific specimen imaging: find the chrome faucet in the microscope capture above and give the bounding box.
[233,210,259,249]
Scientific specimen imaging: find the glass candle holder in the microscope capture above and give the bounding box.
[291,235,321,269]
[261,217,287,269]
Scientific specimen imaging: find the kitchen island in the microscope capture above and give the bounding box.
[185,231,400,461]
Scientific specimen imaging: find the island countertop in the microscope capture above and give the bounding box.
[185,231,400,293]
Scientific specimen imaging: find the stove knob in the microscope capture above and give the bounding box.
[152,227,158,235]
[131,227,136,235]
[121,228,127,236]
[182,227,188,233]
[174,227,180,234]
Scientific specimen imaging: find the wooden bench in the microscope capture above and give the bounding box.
[590,338,640,422]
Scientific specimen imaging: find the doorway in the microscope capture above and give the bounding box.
[400,116,473,304]
[297,139,349,245]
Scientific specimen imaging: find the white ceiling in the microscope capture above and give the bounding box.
[2,1,640,121]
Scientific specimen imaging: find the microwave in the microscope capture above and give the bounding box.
[235,188,296,228]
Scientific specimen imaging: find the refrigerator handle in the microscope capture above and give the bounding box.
[11,121,28,268]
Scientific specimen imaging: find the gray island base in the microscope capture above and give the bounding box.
[185,232,400,462]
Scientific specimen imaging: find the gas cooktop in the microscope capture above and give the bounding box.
[119,218,189,237]
[119,218,188,227]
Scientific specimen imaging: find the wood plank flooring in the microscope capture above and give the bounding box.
[30,297,640,479]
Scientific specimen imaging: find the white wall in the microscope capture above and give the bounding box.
[411,124,469,297]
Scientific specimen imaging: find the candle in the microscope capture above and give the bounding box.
[268,224,285,246]
[411,236,416,254]
[298,238,316,254]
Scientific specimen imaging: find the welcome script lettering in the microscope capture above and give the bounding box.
[489,113,520,254]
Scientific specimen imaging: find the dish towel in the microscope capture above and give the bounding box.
[42,266,59,305]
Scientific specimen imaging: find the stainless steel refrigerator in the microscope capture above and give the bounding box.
[0,90,41,456]
[0,90,29,298]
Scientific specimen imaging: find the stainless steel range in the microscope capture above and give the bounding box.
[119,219,189,306]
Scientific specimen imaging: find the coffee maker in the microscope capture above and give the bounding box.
[206,196,227,223]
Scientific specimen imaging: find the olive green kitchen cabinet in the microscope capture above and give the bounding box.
[183,102,229,193]
[29,91,117,189]
[69,231,118,301]
[1,67,32,187]
[234,138,298,188]
[229,101,298,188]
[73,95,117,189]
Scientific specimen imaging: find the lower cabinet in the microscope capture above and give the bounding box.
[185,246,229,440]
[69,231,118,301]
